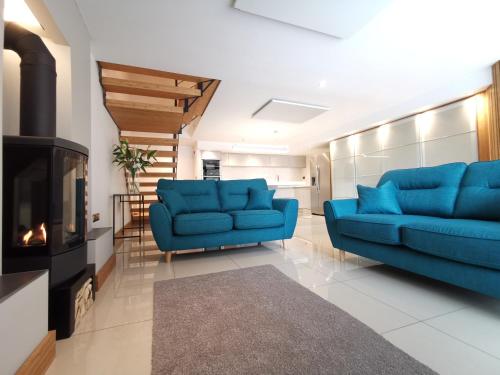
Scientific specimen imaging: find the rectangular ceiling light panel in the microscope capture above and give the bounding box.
[234,0,392,38]
[252,99,329,123]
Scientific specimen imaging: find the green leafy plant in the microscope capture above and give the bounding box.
[112,140,157,192]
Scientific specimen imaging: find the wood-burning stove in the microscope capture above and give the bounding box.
[3,136,88,287]
[2,22,95,339]
[3,137,94,339]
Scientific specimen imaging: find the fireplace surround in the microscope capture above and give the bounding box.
[2,21,95,339]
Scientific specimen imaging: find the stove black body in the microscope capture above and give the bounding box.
[3,136,88,287]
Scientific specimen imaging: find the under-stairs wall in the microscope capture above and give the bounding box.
[90,55,130,230]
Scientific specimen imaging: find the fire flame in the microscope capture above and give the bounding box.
[23,230,33,245]
[41,223,47,243]
[20,223,47,246]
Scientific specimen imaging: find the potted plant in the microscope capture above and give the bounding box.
[112,140,158,193]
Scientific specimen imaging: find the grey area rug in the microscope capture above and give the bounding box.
[152,265,435,375]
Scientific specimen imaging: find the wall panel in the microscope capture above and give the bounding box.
[383,144,421,172]
[422,132,478,167]
[330,97,480,199]
[384,118,419,149]
[331,137,355,160]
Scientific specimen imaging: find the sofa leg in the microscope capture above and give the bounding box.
[338,249,345,260]
[165,252,173,263]
[281,239,286,249]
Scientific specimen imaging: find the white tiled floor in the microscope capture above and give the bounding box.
[47,214,500,375]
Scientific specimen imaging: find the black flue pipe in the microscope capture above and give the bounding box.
[4,21,57,137]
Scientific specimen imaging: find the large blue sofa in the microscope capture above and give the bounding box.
[324,160,500,299]
[149,178,298,259]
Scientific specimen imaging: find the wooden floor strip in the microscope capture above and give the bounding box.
[16,331,56,375]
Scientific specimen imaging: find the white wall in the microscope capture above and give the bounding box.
[177,145,195,180]
[330,96,479,198]
[0,0,3,275]
[89,53,129,229]
[42,0,91,149]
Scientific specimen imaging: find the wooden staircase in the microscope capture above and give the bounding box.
[97,61,220,223]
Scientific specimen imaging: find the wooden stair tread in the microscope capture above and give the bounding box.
[102,76,201,99]
[99,61,210,83]
[156,151,177,157]
[131,210,148,214]
[106,99,183,113]
[130,199,158,205]
[136,172,176,178]
[151,161,177,168]
[97,61,219,136]
[108,107,183,134]
[120,136,179,146]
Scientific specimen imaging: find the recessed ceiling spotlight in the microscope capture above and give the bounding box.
[319,80,327,88]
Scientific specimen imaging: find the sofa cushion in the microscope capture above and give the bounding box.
[246,188,276,210]
[402,219,500,270]
[157,179,220,213]
[156,189,190,216]
[173,212,232,236]
[230,210,284,230]
[357,181,402,214]
[337,214,444,245]
[218,179,268,211]
[454,160,500,220]
[378,162,467,217]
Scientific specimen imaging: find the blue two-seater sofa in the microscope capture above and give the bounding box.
[149,178,298,260]
[324,160,500,299]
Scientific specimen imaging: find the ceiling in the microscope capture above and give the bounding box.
[233,0,393,39]
[76,0,500,154]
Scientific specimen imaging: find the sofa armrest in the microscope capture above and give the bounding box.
[149,202,173,251]
[324,199,358,220]
[273,198,299,239]
[323,199,358,248]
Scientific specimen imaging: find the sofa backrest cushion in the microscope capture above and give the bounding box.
[454,160,500,220]
[156,189,190,216]
[218,179,269,211]
[157,179,220,213]
[377,162,467,217]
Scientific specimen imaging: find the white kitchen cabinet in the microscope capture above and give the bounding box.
[227,153,247,166]
[219,153,229,166]
[227,153,270,167]
[294,187,311,209]
[273,187,311,209]
[245,154,270,166]
[274,188,295,199]
[290,155,306,168]
[270,155,285,167]
[201,150,221,160]
[269,155,306,168]
[204,152,305,168]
